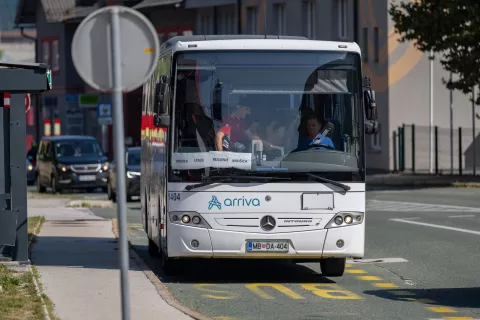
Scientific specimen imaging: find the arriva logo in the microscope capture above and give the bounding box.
[208,195,261,210]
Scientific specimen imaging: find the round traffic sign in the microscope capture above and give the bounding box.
[3,93,32,113]
[71,5,160,93]
[25,93,30,112]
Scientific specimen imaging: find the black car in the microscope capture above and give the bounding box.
[107,146,140,202]
[35,135,109,193]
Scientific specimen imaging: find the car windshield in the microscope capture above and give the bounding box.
[127,150,141,166]
[171,50,364,182]
[55,140,103,157]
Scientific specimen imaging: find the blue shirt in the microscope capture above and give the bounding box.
[297,133,335,150]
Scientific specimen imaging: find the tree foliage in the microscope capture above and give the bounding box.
[389,0,480,110]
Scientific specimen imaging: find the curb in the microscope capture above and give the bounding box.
[67,200,113,208]
[28,217,52,320]
[111,219,213,320]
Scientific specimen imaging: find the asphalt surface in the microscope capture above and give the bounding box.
[39,186,480,320]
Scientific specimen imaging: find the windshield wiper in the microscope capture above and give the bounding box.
[184,175,290,191]
[305,173,351,192]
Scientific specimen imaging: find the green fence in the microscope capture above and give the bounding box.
[394,124,480,175]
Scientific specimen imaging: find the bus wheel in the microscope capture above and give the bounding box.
[160,252,179,276]
[320,258,346,277]
[148,238,159,256]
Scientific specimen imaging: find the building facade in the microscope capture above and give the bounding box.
[15,0,479,171]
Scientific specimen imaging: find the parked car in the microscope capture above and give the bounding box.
[107,146,140,202]
[35,135,109,193]
[26,158,35,185]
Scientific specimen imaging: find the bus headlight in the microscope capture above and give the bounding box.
[326,212,364,229]
[168,212,211,229]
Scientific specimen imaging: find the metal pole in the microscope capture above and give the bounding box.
[412,124,415,173]
[10,94,28,262]
[429,51,434,174]
[473,86,477,176]
[102,124,108,156]
[459,126,462,176]
[110,7,130,320]
[449,72,453,175]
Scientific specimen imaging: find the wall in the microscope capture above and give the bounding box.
[386,0,480,172]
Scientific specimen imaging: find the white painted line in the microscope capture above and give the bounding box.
[347,257,409,264]
[390,218,480,235]
[448,214,476,218]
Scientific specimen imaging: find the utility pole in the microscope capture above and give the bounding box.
[449,72,453,175]
[429,51,434,174]
[237,0,242,34]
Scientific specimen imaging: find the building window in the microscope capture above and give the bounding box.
[338,0,348,39]
[41,40,50,66]
[274,4,287,35]
[218,7,236,35]
[362,28,368,61]
[52,39,60,72]
[246,7,258,35]
[374,27,379,62]
[302,0,316,38]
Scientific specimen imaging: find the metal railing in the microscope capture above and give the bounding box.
[394,124,480,175]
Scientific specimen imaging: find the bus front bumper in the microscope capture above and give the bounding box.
[166,223,364,259]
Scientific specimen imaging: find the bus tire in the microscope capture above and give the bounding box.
[160,252,179,276]
[148,238,159,256]
[320,258,346,277]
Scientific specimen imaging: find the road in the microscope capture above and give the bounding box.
[32,186,480,320]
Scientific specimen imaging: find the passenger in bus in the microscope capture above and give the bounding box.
[215,97,253,151]
[297,114,335,150]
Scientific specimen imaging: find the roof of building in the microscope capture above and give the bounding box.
[16,0,181,25]
[133,0,182,10]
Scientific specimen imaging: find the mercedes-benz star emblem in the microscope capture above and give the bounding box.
[260,215,276,231]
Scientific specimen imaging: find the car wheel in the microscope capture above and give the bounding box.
[320,258,346,277]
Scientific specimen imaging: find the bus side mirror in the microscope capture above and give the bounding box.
[154,114,170,128]
[364,89,377,121]
[155,82,168,114]
[365,119,379,135]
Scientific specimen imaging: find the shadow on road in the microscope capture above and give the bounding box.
[364,287,480,309]
[132,244,336,285]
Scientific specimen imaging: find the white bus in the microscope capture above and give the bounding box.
[141,35,378,277]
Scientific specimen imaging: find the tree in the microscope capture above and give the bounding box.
[389,0,480,117]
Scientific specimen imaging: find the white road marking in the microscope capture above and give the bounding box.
[448,214,476,218]
[390,218,480,235]
[347,257,409,264]
[367,199,480,212]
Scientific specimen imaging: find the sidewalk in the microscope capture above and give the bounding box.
[366,173,480,187]
[29,203,192,320]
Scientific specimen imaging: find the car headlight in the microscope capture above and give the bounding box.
[126,171,140,178]
[57,164,68,172]
[102,162,109,171]
[27,165,33,171]
[168,212,211,229]
[325,212,364,229]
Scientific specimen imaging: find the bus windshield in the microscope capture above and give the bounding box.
[171,50,364,182]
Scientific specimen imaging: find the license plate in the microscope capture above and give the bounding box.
[246,240,289,253]
[78,175,96,182]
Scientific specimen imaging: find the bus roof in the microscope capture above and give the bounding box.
[161,35,361,55]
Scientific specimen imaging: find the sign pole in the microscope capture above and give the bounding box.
[110,7,130,320]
